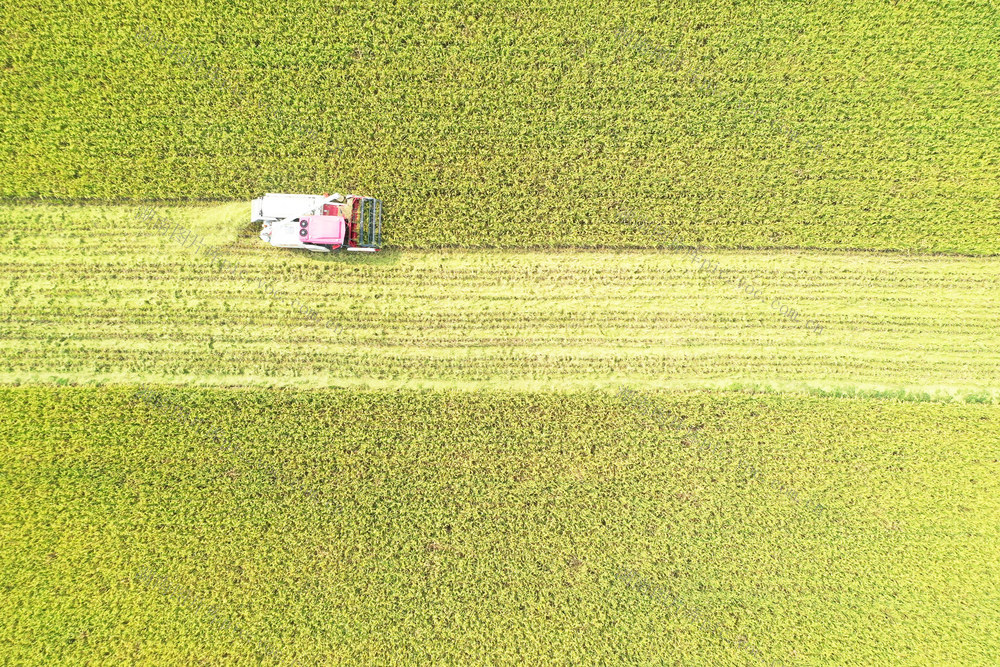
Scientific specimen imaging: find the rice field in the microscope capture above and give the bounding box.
[2,1,999,252]
[4,0,1000,663]
[1,386,997,664]
[2,204,999,402]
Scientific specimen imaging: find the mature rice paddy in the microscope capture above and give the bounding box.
[2,387,997,664]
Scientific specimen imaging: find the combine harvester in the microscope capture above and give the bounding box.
[253,192,382,252]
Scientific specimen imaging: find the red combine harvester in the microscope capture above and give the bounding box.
[253,192,382,252]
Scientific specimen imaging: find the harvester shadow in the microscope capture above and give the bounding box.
[308,247,403,266]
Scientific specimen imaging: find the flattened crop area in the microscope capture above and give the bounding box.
[2,205,999,401]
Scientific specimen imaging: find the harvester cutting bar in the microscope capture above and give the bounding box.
[348,197,382,252]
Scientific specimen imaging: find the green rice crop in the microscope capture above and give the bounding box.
[4,3,1000,663]
[2,386,998,664]
[2,2,999,251]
